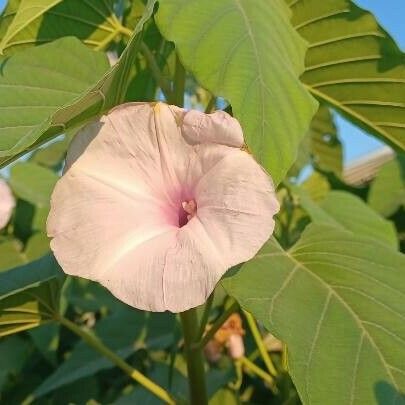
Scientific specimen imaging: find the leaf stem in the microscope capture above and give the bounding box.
[118,25,134,38]
[240,356,277,390]
[205,96,216,113]
[199,300,239,348]
[198,291,215,339]
[180,308,209,405]
[172,53,185,106]
[140,42,173,100]
[58,315,175,404]
[243,310,278,376]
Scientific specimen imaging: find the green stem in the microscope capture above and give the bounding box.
[172,53,185,106]
[117,25,133,38]
[205,96,216,113]
[240,357,277,391]
[180,308,208,405]
[198,291,215,339]
[199,300,239,348]
[140,42,173,100]
[243,310,278,376]
[58,316,175,405]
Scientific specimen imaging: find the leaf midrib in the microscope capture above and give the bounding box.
[307,85,404,150]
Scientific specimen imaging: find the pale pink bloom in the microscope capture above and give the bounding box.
[0,179,15,230]
[226,334,245,360]
[47,103,279,312]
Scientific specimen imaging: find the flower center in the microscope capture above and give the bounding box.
[178,199,197,227]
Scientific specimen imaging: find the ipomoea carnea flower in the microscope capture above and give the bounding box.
[0,179,15,230]
[47,103,279,312]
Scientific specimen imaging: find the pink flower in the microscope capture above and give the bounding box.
[47,103,279,312]
[0,179,15,230]
[226,334,245,360]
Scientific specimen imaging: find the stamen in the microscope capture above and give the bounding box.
[179,199,197,227]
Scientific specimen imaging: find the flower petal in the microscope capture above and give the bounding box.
[0,179,15,230]
[162,218,226,312]
[161,145,279,312]
[48,102,279,313]
[48,103,185,311]
[182,110,244,147]
[193,146,279,268]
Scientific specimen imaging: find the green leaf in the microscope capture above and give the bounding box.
[156,0,317,184]
[10,162,58,207]
[115,363,189,405]
[0,0,63,53]
[291,105,342,176]
[223,224,405,405]
[368,157,405,217]
[33,308,175,397]
[0,335,31,389]
[309,105,342,174]
[24,232,50,261]
[295,189,397,248]
[0,240,25,272]
[301,171,330,202]
[13,201,48,241]
[0,254,62,337]
[289,0,405,151]
[0,0,120,54]
[29,323,59,365]
[31,135,71,169]
[0,254,62,338]
[0,279,60,337]
[116,361,234,404]
[0,0,156,167]
[0,37,109,165]
[0,254,61,300]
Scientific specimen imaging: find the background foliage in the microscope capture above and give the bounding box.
[0,0,404,404]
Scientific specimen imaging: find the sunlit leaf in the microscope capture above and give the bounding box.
[10,162,58,207]
[24,232,50,262]
[295,189,397,248]
[31,135,71,169]
[0,0,62,53]
[368,156,405,217]
[289,0,405,151]
[291,105,342,176]
[223,224,405,405]
[156,0,317,184]
[0,0,120,54]
[0,37,109,165]
[0,240,25,272]
[0,0,156,167]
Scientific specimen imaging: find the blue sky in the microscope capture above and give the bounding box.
[0,0,404,163]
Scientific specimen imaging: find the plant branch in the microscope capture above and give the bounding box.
[180,309,208,405]
[140,42,173,100]
[205,96,216,113]
[198,291,215,339]
[58,315,175,404]
[244,310,278,376]
[172,53,185,106]
[240,356,277,391]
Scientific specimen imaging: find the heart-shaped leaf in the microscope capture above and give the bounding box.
[156,0,317,184]
[223,224,405,405]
